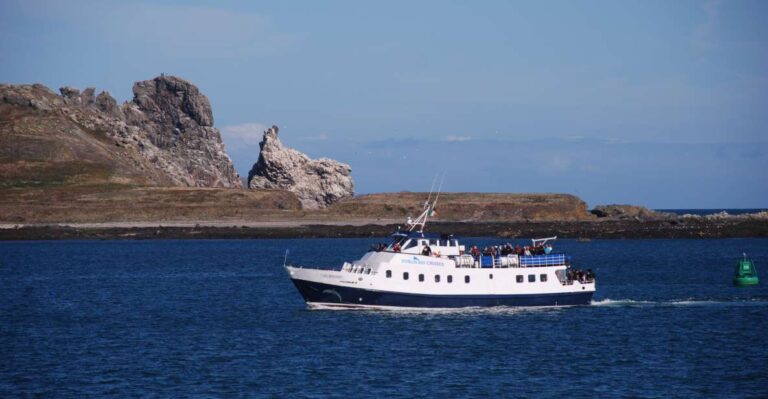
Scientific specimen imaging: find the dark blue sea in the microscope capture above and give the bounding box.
[2,238,767,398]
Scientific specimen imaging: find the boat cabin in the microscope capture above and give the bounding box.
[387,232,464,257]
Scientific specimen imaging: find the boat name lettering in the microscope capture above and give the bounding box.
[401,256,443,267]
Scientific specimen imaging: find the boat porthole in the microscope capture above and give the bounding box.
[582,286,585,290]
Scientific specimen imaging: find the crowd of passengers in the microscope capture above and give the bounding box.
[372,241,555,258]
[469,243,553,258]
[568,268,595,283]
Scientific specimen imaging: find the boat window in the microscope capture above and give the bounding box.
[403,272,409,280]
[388,236,407,249]
[540,274,547,282]
[430,239,438,246]
[448,240,456,247]
[528,274,536,282]
[516,275,523,283]
[489,274,493,279]
[365,268,371,274]
[439,240,447,247]
[386,270,392,278]
[419,274,424,282]
[403,240,418,250]
[434,275,440,282]
[447,275,453,283]
[465,275,470,283]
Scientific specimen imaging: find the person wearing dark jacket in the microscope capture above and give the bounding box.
[421,245,432,256]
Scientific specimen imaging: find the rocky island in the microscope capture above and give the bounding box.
[1,75,766,240]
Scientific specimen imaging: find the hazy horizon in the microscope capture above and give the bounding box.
[2,0,767,208]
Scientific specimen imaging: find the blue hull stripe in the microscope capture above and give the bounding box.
[290,279,593,308]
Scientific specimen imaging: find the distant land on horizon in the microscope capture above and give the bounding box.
[656,208,768,216]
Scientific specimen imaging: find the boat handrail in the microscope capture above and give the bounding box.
[520,254,567,267]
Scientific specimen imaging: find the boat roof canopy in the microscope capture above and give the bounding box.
[391,231,457,240]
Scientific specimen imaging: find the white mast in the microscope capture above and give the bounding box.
[405,174,444,233]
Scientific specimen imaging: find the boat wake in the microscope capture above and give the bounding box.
[591,297,768,308]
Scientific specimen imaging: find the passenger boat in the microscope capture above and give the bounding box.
[285,197,596,309]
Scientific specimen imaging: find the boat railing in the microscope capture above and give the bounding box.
[455,253,569,268]
[561,276,595,285]
[519,254,567,267]
[558,267,595,285]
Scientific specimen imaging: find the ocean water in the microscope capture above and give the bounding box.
[1,238,767,398]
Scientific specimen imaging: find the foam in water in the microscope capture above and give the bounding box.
[592,298,768,308]
[591,298,654,307]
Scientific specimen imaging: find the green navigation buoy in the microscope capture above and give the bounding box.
[734,253,759,287]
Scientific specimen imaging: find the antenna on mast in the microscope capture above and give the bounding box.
[433,173,445,208]
[424,174,438,210]
[405,173,445,233]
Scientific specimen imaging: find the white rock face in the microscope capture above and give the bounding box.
[247,126,354,209]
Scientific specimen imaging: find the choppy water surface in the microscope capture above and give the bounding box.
[2,238,767,398]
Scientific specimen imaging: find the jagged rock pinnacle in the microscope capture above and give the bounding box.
[247,125,354,209]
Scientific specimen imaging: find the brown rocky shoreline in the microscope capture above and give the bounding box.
[3,75,765,241]
[1,218,766,240]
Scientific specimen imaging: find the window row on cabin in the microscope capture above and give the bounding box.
[351,267,372,274]
[517,274,548,283]
[385,270,548,283]
[403,239,460,250]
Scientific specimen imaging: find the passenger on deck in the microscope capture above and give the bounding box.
[470,246,481,259]
[421,245,432,256]
[393,243,401,252]
[489,246,496,257]
[544,244,553,255]
[514,245,523,255]
[524,246,532,256]
[500,244,511,256]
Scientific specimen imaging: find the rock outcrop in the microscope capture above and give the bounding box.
[591,205,674,221]
[682,210,768,220]
[247,126,354,209]
[0,75,241,188]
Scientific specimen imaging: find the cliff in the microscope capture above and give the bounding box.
[0,76,241,188]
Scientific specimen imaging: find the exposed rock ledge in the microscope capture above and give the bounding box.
[247,126,354,209]
[0,75,242,188]
[591,204,676,221]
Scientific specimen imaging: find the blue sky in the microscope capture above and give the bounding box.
[1,0,767,208]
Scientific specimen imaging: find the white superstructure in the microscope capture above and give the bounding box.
[286,197,596,309]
